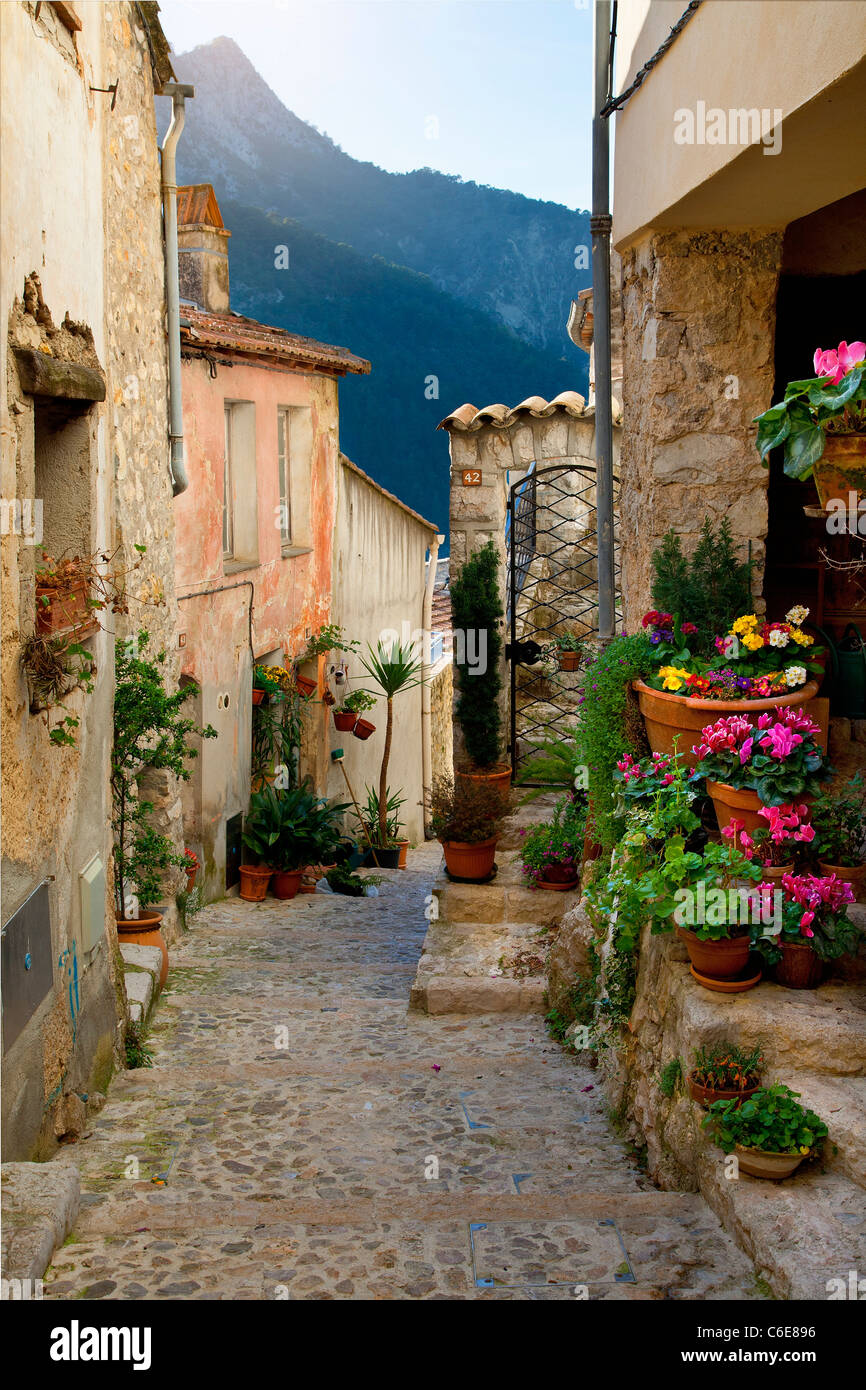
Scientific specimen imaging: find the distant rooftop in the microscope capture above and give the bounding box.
[180,305,370,377]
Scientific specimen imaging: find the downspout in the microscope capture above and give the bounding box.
[592,1,616,641]
[421,533,443,835]
[159,83,195,497]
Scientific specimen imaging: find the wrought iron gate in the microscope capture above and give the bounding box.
[506,462,619,785]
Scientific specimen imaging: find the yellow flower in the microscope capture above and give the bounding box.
[742,631,765,651]
[731,614,758,635]
[790,629,814,647]
[659,664,691,692]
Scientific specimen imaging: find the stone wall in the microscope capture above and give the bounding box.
[618,229,783,631]
[429,655,453,788]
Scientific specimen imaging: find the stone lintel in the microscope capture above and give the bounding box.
[13,348,106,403]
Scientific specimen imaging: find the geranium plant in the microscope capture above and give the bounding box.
[518,795,585,887]
[702,1084,828,1159]
[750,872,859,963]
[755,340,866,480]
[639,838,761,941]
[692,707,832,806]
[722,803,815,868]
[337,689,377,716]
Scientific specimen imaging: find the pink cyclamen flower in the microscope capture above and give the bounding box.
[814,340,866,385]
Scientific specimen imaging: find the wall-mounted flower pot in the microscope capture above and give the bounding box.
[633,680,821,769]
[812,434,866,511]
[333,710,358,732]
[676,925,752,979]
[238,864,272,901]
[558,651,580,672]
[353,718,376,741]
[295,675,317,698]
[441,837,497,880]
[687,1076,761,1109]
[252,688,265,706]
[36,579,98,639]
[271,868,303,900]
[818,859,866,902]
[705,780,765,835]
[734,1145,805,1181]
[772,940,824,989]
[116,910,168,989]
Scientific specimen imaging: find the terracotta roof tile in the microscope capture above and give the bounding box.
[437,389,625,431]
[180,305,370,376]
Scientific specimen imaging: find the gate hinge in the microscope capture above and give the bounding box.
[505,639,544,665]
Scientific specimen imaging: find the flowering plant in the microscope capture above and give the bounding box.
[690,1042,764,1094]
[754,339,866,481]
[750,872,859,962]
[721,803,815,867]
[518,795,584,888]
[712,608,823,689]
[807,775,866,867]
[702,1084,828,1159]
[639,837,761,940]
[692,707,832,805]
[183,847,199,869]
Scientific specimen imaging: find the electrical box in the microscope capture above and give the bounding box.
[2,881,54,1052]
[79,854,107,955]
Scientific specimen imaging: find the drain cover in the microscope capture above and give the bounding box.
[469,1218,635,1288]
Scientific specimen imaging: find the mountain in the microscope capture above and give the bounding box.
[160,37,591,534]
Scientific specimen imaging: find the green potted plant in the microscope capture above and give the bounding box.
[358,640,423,853]
[333,688,376,734]
[294,624,359,698]
[428,773,509,881]
[692,707,832,834]
[754,339,866,508]
[21,630,96,748]
[687,1042,764,1108]
[243,783,348,899]
[701,1083,828,1180]
[642,838,762,984]
[252,663,283,706]
[750,871,859,989]
[112,632,216,981]
[553,631,584,672]
[808,775,866,899]
[450,541,509,790]
[354,785,407,868]
[518,795,585,890]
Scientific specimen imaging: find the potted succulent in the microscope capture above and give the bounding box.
[183,848,199,891]
[554,631,584,672]
[721,803,815,881]
[450,541,510,791]
[334,688,376,733]
[755,339,866,508]
[518,795,584,890]
[808,776,866,899]
[701,1083,828,1180]
[692,706,832,834]
[357,640,423,845]
[428,773,509,881]
[642,837,762,982]
[687,1042,764,1108]
[112,632,216,982]
[750,871,859,989]
[354,785,406,869]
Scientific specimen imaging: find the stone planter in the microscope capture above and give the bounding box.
[705,780,765,835]
[772,940,824,989]
[238,864,272,901]
[818,860,866,902]
[116,911,168,989]
[812,434,866,510]
[734,1146,805,1181]
[633,680,821,769]
[676,925,752,979]
[687,1076,761,1108]
[271,868,303,900]
[441,837,497,880]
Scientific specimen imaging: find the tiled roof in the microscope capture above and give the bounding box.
[339,454,440,533]
[180,305,370,377]
[438,389,623,431]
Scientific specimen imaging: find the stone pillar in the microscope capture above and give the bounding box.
[618,229,783,631]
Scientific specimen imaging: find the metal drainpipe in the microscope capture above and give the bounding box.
[421,533,443,834]
[160,83,195,497]
[592,0,616,642]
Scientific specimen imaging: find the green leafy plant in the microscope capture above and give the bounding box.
[338,689,377,716]
[649,520,753,659]
[692,708,832,806]
[300,624,359,662]
[754,340,866,481]
[690,1042,764,1093]
[807,776,866,867]
[554,631,584,654]
[515,733,583,796]
[252,692,304,791]
[124,1021,153,1070]
[427,773,508,845]
[641,838,761,941]
[112,633,216,916]
[702,1083,828,1158]
[450,541,504,769]
[575,631,654,849]
[243,782,349,872]
[518,795,585,887]
[659,1059,682,1098]
[355,785,405,848]
[358,640,423,843]
[325,862,383,896]
[21,632,96,747]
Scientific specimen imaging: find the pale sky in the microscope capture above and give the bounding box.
[157,0,594,209]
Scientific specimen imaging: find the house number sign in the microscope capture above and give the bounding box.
[461,469,482,487]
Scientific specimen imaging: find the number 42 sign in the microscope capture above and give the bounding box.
[461,469,482,487]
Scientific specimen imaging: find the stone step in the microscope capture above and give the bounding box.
[433,871,581,929]
[776,1071,866,1190]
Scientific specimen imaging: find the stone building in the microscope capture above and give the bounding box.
[0,0,178,1159]
[609,0,866,636]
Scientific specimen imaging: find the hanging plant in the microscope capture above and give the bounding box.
[20,631,96,748]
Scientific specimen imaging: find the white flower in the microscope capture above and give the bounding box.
[786,605,809,626]
[769,629,790,647]
[785,665,807,687]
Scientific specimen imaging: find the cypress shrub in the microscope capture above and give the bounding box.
[450,541,504,769]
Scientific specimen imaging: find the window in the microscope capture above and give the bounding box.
[277,408,292,549]
[222,400,257,570]
[223,404,234,558]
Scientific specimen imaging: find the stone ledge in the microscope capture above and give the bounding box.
[1,1161,80,1282]
[121,944,163,1025]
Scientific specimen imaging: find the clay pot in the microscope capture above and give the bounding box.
[687,1076,761,1109]
[676,926,752,980]
[396,838,410,869]
[818,860,866,902]
[812,434,866,510]
[271,868,303,900]
[441,837,497,880]
[116,911,168,989]
[36,578,99,638]
[734,1146,805,1181]
[295,675,317,698]
[353,718,376,740]
[299,879,317,894]
[184,867,197,892]
[705,780,765,835]
[238,864,272,902]
[559,650,580,671]
[456,766,511,793]
[633,679,822,769]
[537,863,579,891]
[333,710,358,732]
[252,688,265,706]
[758,862,794,882]
[772,940,824,989]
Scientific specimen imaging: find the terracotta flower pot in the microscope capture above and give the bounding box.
[734,1146,805,1181]
[396,838,410,869]
[687,1076,761,1109]
[353,718,376,740]
[537,863,579,891]
[676,925,752,980]
[238,864,272,901]
[252,688,265,706]
[441,837,497,880]
[36,578,99,639]
[271,868,303,900]
[818,860,866,902]
[456,766,511,793]
[772,939,824,989]
[184,867,197,892]
[812,434,866,510]
[633,680,822,769]
[299,879,317,894]
[333,710,358,732]
[295,674,317,698]
[758,862,794,882]
[116,910,168,989]
[705,780,765,835]
[559,651,580,671]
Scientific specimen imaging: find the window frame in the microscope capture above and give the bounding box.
[277,407,293,551]
[222,403,234,560]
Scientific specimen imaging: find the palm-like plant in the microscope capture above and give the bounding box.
[358,640,424,844]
